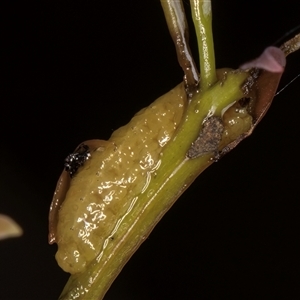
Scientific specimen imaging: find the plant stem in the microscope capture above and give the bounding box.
[190,0,216,90]
[280,33,300,56]
[160,0,199,86]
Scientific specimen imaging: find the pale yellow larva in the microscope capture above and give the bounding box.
[49,69,259,275]
[49,82,187,274]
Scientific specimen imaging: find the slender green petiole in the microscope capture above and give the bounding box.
[190,0,217,90]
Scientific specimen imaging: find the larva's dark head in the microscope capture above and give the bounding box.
[48,139,107,245]
[64,143,91,177]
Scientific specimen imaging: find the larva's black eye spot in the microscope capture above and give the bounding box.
[64,143,91,177]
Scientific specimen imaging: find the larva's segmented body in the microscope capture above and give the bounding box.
[50,83,187,274]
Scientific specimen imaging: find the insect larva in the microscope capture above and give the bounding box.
[49,83,187,274]
[49,67,275,275]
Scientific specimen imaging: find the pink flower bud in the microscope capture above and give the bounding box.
[240,46,286,73]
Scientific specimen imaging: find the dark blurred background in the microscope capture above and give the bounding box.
[1,1,299,299]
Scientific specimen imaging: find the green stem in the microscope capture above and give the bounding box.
[190,0,216,90]
[152,70,249,181]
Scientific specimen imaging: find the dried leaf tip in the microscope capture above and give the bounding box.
[0,214,22,240]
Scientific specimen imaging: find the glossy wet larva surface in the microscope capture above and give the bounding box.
[55,83,187,274]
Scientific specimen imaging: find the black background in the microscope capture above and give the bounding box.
[1,1,300,299]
